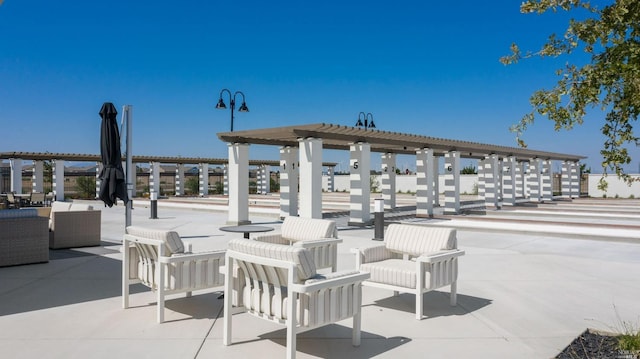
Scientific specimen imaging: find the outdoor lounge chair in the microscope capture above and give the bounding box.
[224,238,369,359]
[122,226,226,323]
[351,224,465,320]
[252,216,342,272]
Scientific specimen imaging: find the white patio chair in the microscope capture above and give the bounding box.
[122,226,225,323]
[352,224,465,320]
[253,216,342,272]
[224,238,369,359]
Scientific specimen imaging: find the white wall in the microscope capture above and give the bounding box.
[587,174,640,198]
[324,174,479,194]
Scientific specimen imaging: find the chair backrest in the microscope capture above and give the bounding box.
[125,226,185,256]
[7,192,16,203]
[30,192,45,203]
[385,224,457,257]
[228,238,317,283]
[280,216,338,243]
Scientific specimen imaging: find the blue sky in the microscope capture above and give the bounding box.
[1,0,636,173]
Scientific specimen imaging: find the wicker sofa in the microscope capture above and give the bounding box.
[46,201,102,249]
[0,209,49,266]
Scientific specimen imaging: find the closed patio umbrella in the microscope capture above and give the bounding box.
[98,102,129,207]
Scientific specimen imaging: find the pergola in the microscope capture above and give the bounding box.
[217,123,586,224]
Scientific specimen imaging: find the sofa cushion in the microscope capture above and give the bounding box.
[385,224,456,257]
[280,216,337,243]
[125,226,185,255]
[228,238,317,281]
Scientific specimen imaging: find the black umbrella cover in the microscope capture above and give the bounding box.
[98,102,129,207]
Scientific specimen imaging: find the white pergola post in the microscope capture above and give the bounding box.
[260,165,271,194]
[483,154,500,209]
[477,159,486,200]
[381,152,396,210]
[348,142,371,225]
[416,148,434,217]
[175,164,185,196]
[95,162,103,199]
[326,166,335,192]
[299,138,323,219]
[515,161,524,199]
[199,163,209,197]
[279,146,299,218]
[444,151,460,214]
[561,161,571,198]
[9,158,22,194]
[223,164,229,195]
[433,157,441,206]
[52,159,65,201]
[529,158,543,202]
[542,160,553,201]
[149,161,161,196]
[32,160,44,193]
[571,162,580,198]
[228,143,250,225]
[502,156,517,206]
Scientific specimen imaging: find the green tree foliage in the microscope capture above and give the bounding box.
[501,0,640,184]
[75,176,96,199]
[185,176,199,195]
[461,165,477,174]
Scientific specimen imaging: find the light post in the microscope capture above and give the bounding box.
[355,112,376,130]
[215,89,249,132]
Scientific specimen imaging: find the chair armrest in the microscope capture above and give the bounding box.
[253,234,288,245]
[293,237,343,248]
[417,249,465,263]
[291,271,370,293]
[159,250,226,264]
[351,245,395,264]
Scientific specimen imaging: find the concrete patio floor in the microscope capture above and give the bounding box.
[1,195,639,358]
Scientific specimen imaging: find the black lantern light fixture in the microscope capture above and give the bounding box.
[216,88,249,132]
[355,112,375,130]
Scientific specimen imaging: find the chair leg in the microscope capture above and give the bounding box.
[416,290,423,320]
[157,265,165,323]
[287,293,297,359]
[223,260,233,346]
[352,311,361,347]
[122,241,130,309]
[450,281,457,306]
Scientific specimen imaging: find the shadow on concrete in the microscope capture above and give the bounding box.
[256,324,410,358]
[366,291,492,319]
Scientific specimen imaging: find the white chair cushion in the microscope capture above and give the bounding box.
[125,226,185,255]
[385,224,456,256]
[280,216,337,243]
[50,201,72,215]
[228,238,317,281]
[360,259,428,289]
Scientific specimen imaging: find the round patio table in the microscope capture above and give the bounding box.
[219,225,274,239]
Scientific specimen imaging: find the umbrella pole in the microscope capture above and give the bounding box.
[123,105,133,228]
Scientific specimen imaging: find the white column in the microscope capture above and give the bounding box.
[349,142,371,225]
[95,162,103,199]
[477,158,486,200]
[561,161,571,198]
[515,161,524,199]
[483,154,500,208]
[502,156,517,206]
[228,143,250,225]
[444,151,460,214]
[260,165,271,194]
[326,166,335,192]
[381,153,397,210]
[32,160,44,193]
[299,138,323,219]
[175,164,185,196]
[529,158,543,202]
[570,162,580,198]
[9,158,22,193]
[149,161,161,196]
[199,163,209,197]
[433,157,441,206]
[279,146,299,218]
[416,148,434,217]
[223,164,229,195]
[52,159,65,201]
[542,160,553,201]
